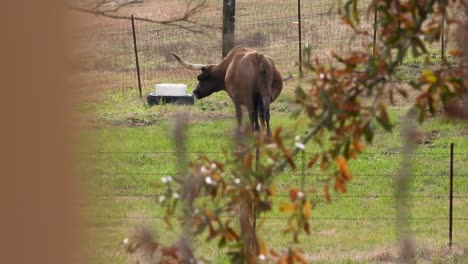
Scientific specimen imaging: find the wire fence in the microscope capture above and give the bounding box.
[74,1,467,259]
[81,147,468,262]
[82,145,468,247]
[73,0,459,98]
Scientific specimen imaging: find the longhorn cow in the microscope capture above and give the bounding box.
[170,46,283,136]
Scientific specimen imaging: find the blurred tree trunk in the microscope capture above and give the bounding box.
[222,0,236,58]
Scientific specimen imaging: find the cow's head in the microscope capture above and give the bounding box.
[170,53,222,99]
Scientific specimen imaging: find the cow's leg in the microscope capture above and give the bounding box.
[235,104,243,133]
[258,101,266,132]
[235,104,242,127]
[262,98,272,136]
[246,103,257,133]
[253,95,261,132]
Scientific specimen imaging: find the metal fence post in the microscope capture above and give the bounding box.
[297,0,302,75]
[449,143,454,248]
[131,15,143,98]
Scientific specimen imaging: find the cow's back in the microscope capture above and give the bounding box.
[224,48,262,106]
[224,47,280,106]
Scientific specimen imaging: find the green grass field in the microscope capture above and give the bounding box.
[73,1,468,262]
[78,76,468,263]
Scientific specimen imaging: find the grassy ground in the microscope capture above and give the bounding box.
[78,74,468,263]
[73,1,467,263]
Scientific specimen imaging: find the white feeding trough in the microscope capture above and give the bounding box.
[147,83,194,105]
[155,83,187,96]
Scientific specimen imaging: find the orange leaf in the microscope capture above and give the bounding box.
[280,203,296,213]
[210,172,221,180]
[289,189,299,201]
[283,225,295,234]
[354,142,365,152]
[307,154,319,168]
[293,252,307,264]
[270,249,280,257]
[336,156,352,180]
[284,149,297,170]
[278,255,287,264]
[449,49,462,57]
[396,85,408,98]
[205,210,215,219]
[342,17,352,26]
[320,154,329,172]
[244,153,253,169]
[273,127,283,145]
[212,161,224,171]
[259,240,269,256]
[422,69,437,83]
[335,179,347,193]
[324,184,331,202]
[302,201,312,219]
[346,54,367,65]
[225,227,239,241]
[273,127,296,170]
[304,221,310,234]
[267,184,276,196]
[164,215,173,227]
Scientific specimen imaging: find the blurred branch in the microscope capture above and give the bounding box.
[274,112,329,174]
[394,112,418,262]
[66,0,215,34]
[172,114,197,262]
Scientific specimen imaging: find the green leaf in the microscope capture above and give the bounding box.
[376,106,393,131]
[363,121,374,143]
[295,86,307,101]
[376,116,393,131]
[343,138,351,159]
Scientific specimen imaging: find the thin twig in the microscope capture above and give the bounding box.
[66,0,214,35]
[274,112,330,174]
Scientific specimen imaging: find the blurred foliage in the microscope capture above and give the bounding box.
[159,1,468,263]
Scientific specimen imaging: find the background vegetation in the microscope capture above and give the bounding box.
[72,0,468,263]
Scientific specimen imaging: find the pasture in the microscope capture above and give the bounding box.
[79,83,468,263]
[72,0,468,263]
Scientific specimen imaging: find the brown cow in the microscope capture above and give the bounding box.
[170,46,283,136]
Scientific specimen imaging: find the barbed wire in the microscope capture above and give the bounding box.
[90,215,468,221]
[88,193,468,199]
[80,151,468,155]
[88,172,468,178]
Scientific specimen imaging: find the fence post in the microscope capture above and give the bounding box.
[449,143,454,248]
[131,15,142,98]
[372,6,377,55]
[222,0,236,58]
[297,0,302,75]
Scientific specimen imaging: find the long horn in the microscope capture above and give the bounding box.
[170,52,207,71]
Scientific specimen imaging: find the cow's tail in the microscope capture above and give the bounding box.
[256,53,273,133]
[257,53,273,102]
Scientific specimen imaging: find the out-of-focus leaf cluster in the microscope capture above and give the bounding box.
[159,1,467,263]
